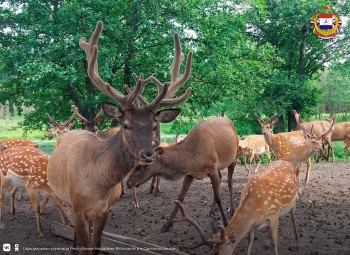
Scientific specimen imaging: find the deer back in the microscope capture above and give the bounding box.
[295,120,333,140]
[0,139,38,148]
[331,122,350,141]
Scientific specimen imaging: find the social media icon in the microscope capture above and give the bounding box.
[15,244,19,252]
[3,243,11,252]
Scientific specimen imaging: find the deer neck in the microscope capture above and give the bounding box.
[263,130,278,155]
[155,144,188,181]
[101,132,136,187]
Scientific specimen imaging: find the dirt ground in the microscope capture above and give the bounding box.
[0,161,349,255]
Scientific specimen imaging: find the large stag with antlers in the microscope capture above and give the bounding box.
[254,111,334,183]
[47,21,192,254]
[127,117,239,232]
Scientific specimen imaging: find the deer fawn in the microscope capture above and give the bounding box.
[0,138,38,148]
[238,134,271,175]
[47,21,192,254]
[71,105,120,139]
[127,117,239,232]
[254,111,334,184]
[0,145,66,236]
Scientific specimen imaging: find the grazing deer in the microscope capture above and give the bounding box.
[254,111,334,184]
[238,134,271,175]
[0,145,66,236]
[173,160,301,255]
[47,21,192,254]
[127,117,239,232]
[71,105,120,139]
[0,138,38,148]
[328,120,350,158]
[295,117,334,162]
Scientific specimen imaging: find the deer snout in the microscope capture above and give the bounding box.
[140,151,156,164]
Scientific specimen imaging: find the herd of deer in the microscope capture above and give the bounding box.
[0,21,350,255]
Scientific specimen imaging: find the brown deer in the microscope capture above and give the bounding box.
[47,21,192,254]
[0,145,66,236]
[172,160,303,255]
[71,105,120,139]
[295,117,334,162]
[127,117,239,232]
[254,111,334,184]
[238,134,271,175]
[329,120,350,158]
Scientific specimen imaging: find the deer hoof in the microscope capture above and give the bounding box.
[160,224,173,233]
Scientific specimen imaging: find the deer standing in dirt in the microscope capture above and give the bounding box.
[0,145,66,236]
[238,134,271,175]
[254,111,334,184]
[173,125,325,254]
[71,105,120,139]
[47,21,192,254]
[127,117,239,232]
[295,117,334,162]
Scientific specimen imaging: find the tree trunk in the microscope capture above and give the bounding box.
[277,115,284,133]
[288,110,297,131]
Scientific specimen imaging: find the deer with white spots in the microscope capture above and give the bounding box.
[173,131,324,255]
[0,138,38,148]
[47,21,192,254]
[238,134,271,175]
[254,111,334,183]
[0,145,66,236]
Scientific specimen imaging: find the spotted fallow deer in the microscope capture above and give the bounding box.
[127,117,239,232]
[71,105,120,139]
[295,117,334,162]
[47,21,192,254]
[238,134,271,175]
[254,111,334,184]
[0,145,66,236]
[0,139,38,148]
[172,160,301,255]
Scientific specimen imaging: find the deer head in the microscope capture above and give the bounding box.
[45,113,76,137]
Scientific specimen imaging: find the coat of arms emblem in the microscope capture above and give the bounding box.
[310,6,342,39]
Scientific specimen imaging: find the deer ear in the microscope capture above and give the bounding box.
[302,130,312,142]
[155,109,181,123]
[269,115,278,126]
[102,102,123,120]
[96,117,105,125]
[254,114,263,125]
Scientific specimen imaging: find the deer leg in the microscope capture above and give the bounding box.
[149,177,156,193]
[269,215,280,255]
[209,171,228,227]
[254,155,263,173]
[0,178,5,229]
[160,175,194,233]
[344,139,350,159]
[243,154,250,175]
[154,177,161,194]
[305,158,311,184]
[16,187,24,200]
[26,185,44,237]
[49,192,67,225]
[247,229,255,255]
[73,216,92,255]
[92,212,108,255]
[227,163,235,218]
[290,206,299,245]
[9,185,18,220]
[40,196,49,214]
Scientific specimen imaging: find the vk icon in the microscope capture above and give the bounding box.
[3,243,11,252]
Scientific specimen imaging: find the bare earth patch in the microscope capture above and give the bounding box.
[0,162,349,254]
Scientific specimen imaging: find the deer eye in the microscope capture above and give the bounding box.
[123,123,129,129]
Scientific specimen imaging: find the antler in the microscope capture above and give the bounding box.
[79,21,148,109]
[140,33,193,109]
[293,110,313,136]
[64,113,76,127]
[173,201,226,249]
[71,105,88,122]
[46,113,59,127]
[319,115,334,137]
